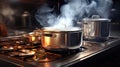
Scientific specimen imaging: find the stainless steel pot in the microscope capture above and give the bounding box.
[82,18,110,41]
[40,27,82,51]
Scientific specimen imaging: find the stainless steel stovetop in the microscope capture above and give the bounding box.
[0,36,120,67]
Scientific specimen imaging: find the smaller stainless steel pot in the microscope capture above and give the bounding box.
[40,27,82,51]
[82,18,110,41]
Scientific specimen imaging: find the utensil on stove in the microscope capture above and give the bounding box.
[82,15,110,42]
[40,27,83,51]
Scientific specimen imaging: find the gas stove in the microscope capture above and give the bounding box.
[0,36,86,62]
[0,36,120,67]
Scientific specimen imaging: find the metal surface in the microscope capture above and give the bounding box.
[0,36,120,67]
[21,11,32,28]
[41,27,82,51]
[82,18,110,41]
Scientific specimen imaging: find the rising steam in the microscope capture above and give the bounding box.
[35,0,112,28]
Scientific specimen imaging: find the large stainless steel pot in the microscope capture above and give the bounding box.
[40,27,82,51]
[82,18,110,41]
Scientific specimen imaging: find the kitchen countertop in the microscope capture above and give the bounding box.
[0,30,120,67]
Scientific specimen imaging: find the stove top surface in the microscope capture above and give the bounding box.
[0,36,119,67]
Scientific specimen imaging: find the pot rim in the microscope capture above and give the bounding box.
[82,18,111,22]
[41,27,82,32]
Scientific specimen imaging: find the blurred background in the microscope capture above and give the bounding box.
[0,0,120,33]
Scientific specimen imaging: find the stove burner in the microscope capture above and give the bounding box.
[27,52,62,62]
[0,36,87,62]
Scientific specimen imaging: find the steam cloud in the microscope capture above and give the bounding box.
[35,0,112,28]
